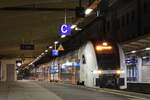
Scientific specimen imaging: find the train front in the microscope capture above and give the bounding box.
[94,41,126,89]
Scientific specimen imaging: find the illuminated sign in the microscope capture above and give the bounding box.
[125,58,138,64]
[60,24,71,35]
[52,50,59,56]
[96,45,112,51]
[57,44,64,51]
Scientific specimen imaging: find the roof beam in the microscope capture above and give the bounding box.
[0,7,75,11]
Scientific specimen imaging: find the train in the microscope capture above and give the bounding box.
[32,41,127,89]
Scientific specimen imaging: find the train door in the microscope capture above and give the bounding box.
[72,61,80,84]
[6,64,15,81]
[126,57,141,83]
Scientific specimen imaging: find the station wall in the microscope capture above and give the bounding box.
[0,59,17,81]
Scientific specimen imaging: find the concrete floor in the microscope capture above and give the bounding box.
[0,81,149,100]
[0,81,62,100]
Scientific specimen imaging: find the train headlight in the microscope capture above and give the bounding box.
[97,70,102,75]
[116,70,124,74]
[93,70,103,75]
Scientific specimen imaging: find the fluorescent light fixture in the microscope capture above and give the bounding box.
[61,35,66,38]
[54,41,59,44]
[39,55,42,58]
[75,27,82,31]
[142,56,147,59]
[145,47,150,51]
[49,46,53,49]
[71,24,77,29]
[29,63,33,66]
[131,50,136,53]
[85,8,93,15]
[41,53,45,55]
[45,49,48,53]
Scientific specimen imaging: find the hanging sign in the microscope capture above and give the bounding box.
[58,44,64,51]
[20,44,34,50]
[60,24,71,35]
[52,50,59,56]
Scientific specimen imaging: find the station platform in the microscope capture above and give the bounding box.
[0,80,62,100]
[0,80,149,100]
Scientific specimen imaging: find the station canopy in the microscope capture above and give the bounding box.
[0,0,89,59]
[121,33,150,54]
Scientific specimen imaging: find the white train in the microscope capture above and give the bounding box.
[35,41,127,89]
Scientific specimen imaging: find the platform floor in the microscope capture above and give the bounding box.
[0,80,62,100]
[0,80,149,100]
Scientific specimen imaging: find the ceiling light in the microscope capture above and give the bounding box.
[54,41,59,44]
[49,46,53,49]
[41,53,45,55]
[29,63,33,66]
[85,8,93,15]
[16,62,22,67]
[145,47,150,51]
[45,49,48,53]
[142,56,147,59]
[131,50,136,53]
[75,27,82,31]
[71,24,77,29]
[39,55,42,58]
[61,35,66,38]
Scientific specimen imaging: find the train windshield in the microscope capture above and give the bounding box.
[96,44,120,70]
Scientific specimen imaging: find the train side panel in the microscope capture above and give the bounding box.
[118,44,127,89]
[78,41,99,87]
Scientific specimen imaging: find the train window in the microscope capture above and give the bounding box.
[126,13,130,25]
[131,10,135,22]
[121,15,125,27]
[117,19,120,29]
[82,55,86,64]
[107,21,110,32]
[96,44,120,70]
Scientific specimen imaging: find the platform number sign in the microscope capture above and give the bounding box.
[52,50,59,56]
[60,24,71,35]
